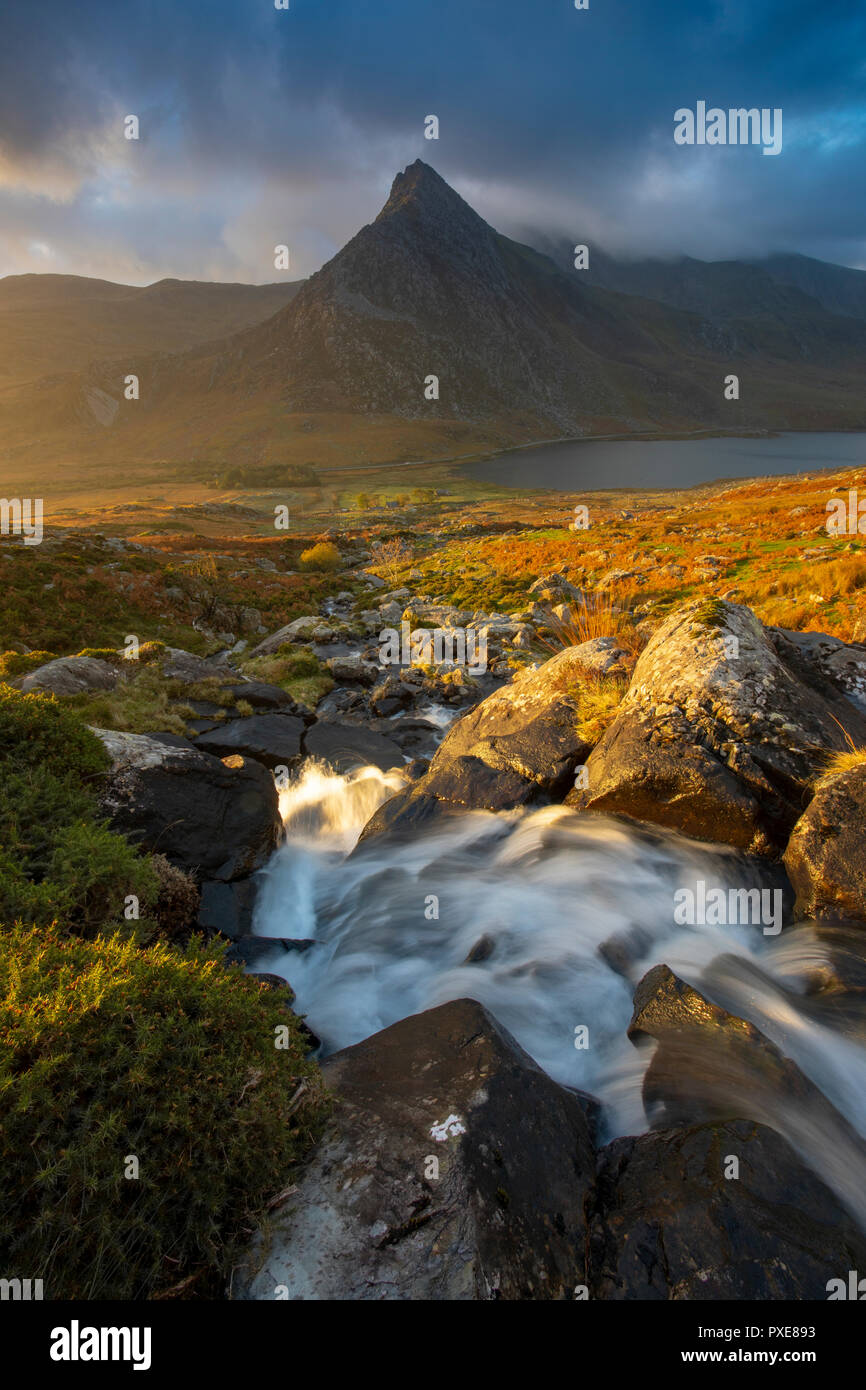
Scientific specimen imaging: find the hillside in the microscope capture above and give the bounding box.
[2,163,866,492]
[0,274,304,387]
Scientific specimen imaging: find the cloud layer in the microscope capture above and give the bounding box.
[0,0,864,283]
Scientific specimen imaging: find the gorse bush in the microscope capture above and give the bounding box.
[0,926,329,1298]
[0,686,157,935]
[299,541,341,572]
[0,650,58,679]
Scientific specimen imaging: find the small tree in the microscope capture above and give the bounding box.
[371,537,413,585]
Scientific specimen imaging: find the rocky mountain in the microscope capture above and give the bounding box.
[3,162,866,477]
[532,236,866,363]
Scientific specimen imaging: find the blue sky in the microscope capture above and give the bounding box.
[0,0,864,282]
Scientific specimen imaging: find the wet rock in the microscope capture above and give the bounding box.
[626,963,866,1176]
[197,877,260,938]
[233,999,596,1301]
[94,729,280,881]
[784,766,866,921]
[359,645,597,840]
[302,720,404,774]
[194,712,306,769]
[567,600,866,853]
[588,1119,866,1300]
[464,934,495,963]
[19,655,118,696]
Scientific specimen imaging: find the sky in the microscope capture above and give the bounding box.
[0,0,864,284]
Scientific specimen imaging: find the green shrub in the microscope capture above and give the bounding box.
[0,926,328,1298]
[0,687,157,935]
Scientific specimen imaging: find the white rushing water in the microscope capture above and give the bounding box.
[251,760,866,1222]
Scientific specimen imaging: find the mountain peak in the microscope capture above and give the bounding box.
[375,160,489,233]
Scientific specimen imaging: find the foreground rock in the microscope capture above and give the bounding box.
[20,655,118,696]
[627,963,852,1132]
[95,729,280,880]
[302,720,404,774]
[567,600,866,853]
[588,1119,866,1299]
[233,999,596,1300]
[193,712,306,769]
[359,645,598,841]
[784,766,866,921]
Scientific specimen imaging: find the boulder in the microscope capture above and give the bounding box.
[567,600,866,853]
[768,627,866,714]
[324,652,379,686]
[302,720,404,774]
[784,766,866,921]
[248,617,320,658]
[588,1119,866,1300]
[94,729,280,880]
[194,712,306,769]
[359,645,598,841]
[225,681,300,711]
[625,962,866,1199]
[232,1000,596,1301]
[370,675,415,717]
[19,656,118,697]
[159,648,232,683]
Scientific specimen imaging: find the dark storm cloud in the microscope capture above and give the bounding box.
[0,0,864,280]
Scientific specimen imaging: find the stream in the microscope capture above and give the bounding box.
[249,760,866,1226]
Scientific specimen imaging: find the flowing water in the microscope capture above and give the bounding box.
[252,761,866,1224]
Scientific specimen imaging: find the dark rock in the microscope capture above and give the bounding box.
[149,732,197,750]
[302,720,404,773]
[464,933,495,963]
[784,766,866,921]
[226,681,299,711]
[233,999,596,1300]
[371,675,416,717]
[197,877,260,939]
[194,712,306,769]
[224,938,298,970]
[95,729,280,881]
[626,964,866,1176]
[588,1119,866,1299]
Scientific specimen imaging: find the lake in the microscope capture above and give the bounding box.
[462,431,866,492]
